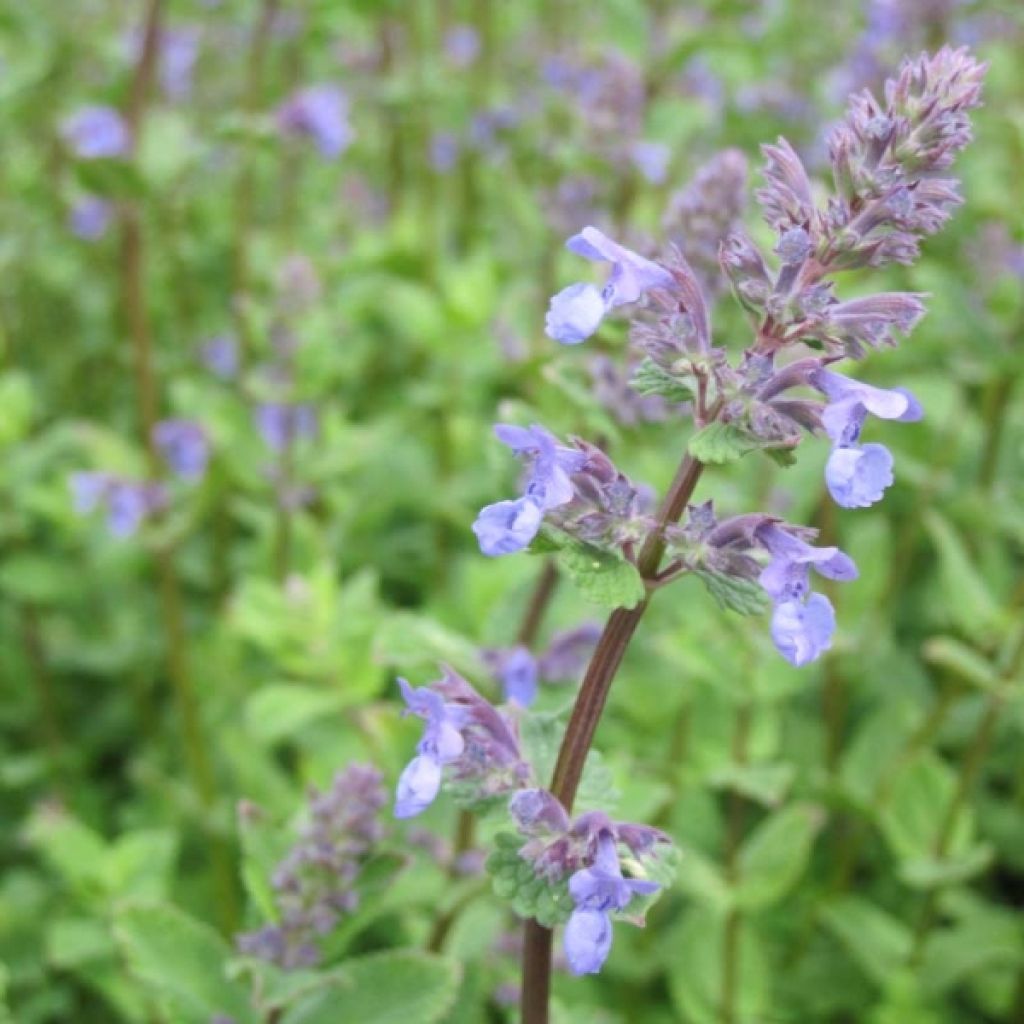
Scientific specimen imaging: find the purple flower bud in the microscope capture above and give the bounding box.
[825,443,895,508]
[277,86,353,158]
[509,789,570,835]
[61,106,130,159]
[472,498,544,557]
[69,196,113,241]
[153,419,209,481]
[159,27,200,100]
[771,592,837,666]
[776,226,812,265]
[756,137,814,231]
[545,283,606,345]
[200,334,239,380]
[537,623,602,681]
[106,480,166,538]
[564,909,612,975]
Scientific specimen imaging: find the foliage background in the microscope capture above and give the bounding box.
[1,0,1022,1021]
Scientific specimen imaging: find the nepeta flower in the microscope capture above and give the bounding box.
[70,473,165,538]
[473,498,544,557]
[443,24,480,68]
[546,227,672,344]
[757,524,858,666]
[565,833,659,975]
[394,668,526,819]
[629,141,670,184]
[69,196,112,241]
[153,419,209,482]
[61,106,130,159]
[277,86,353,158]
[489,646,539,706]
[158,27,200,100]
[811,369,922,508]
[255,403,317,452]
[200,334,239,380]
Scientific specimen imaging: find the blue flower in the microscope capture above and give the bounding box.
[277,86,353,159]
[153,419,209,482]
[255,403,317,452]
[545,227,673,344]
[472,498,544,557]
[61,106,130,159]
[494,646,539,706]
[811,369,922,509]
[394,678,468,819]
[200,334,239,380]
[69,196,113,241]
[756,524,857,666]
[69,473,166,538]
[564,834,659,975]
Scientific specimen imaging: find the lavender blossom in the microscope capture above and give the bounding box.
[629,141,671,185]
[236,765,386,969]
[394,668,528,819]
[277,86,353,158]
[159,27,200,100]
[565,833,659,975]
[200,334,239,380]
[153,419,209,482]
[69,196,113,241]
[811,369,922,507]
[255,402,317,452]
[443,24,480,68]
[60,106,130,159]
[756,524,858,666]
[70,472,166,538]
[546,228,673,344]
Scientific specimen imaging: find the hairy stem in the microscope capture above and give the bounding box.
[521,449,706,1024]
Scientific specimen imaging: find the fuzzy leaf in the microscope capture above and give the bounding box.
[485,833,575,928]
[630,358,696,402]
[113,902,254,1023]
[556,540,645,610]
[688,421,762,465]
[279,950,461,1024]
[735,803,823,909]
[695,570,771,616]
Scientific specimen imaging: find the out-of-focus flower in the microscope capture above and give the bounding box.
[277,86,353,158]
[254,402,317,452]
[69,196,113,241]
[153,419,209,482]
[61,106,130,159]
[200,334,239,380]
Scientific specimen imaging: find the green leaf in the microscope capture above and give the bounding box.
[688,421,761,465]
[735,803,823,909]
[899,844,994,889]
[113,902,254,1023]
[485,832,575,928]
[922,636,1000,693]
[45,918,115,969]
[519,711,616,810]
[821,897,913,987]
[279,950,460,1024]
[708,761,796,807]
[0,371,34,446]
[695,570,771,616]
[630,358,696,401]
[555,539,645,610]
[245,684,346,744]
[923,510,1003,636]
[919,904,1024,996]
[667,906,769,1024]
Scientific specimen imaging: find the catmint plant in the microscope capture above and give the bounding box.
[388,45,985,1024]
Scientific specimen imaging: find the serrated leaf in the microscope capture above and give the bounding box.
[688,421,761,465]
[695,570,771,616]
[630,358,695,401]
[113,902,254,1023]
[556,540,645,610]
[280,951,460,1024]
[735,803,823,909]
[485,832,575,927]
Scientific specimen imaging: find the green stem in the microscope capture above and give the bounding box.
[20,604,64,792]
[721,702,751,1024]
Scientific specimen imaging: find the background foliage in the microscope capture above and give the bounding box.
[1,1,1023,1021]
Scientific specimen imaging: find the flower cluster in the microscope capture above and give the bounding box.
[473,424,650,559]
[508,792,667,975]
[153,419,210,482]
[60,106,130,160]
[394,667,529,819]
[236,765,386,970]
[276,85,353,159]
